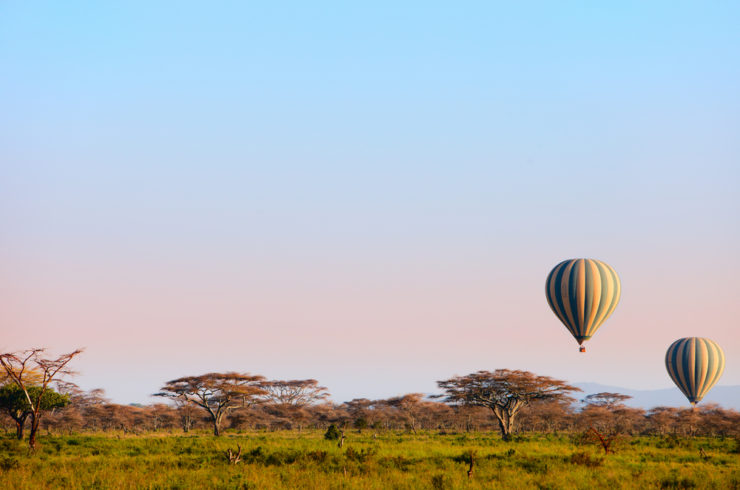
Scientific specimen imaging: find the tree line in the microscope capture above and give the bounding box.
[2,349,739,452]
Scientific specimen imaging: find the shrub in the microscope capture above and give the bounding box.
[353,418,368,431]
[305,450,328,463]
[380,455,413,471]
[518,458,549,475]
[345,446,377,463]
[431,473,451,490]
[0,456,19,471]
[570,432,590,446]
[324,424,341,441]
[732,436,740,454]
[569,451,603,467]
[657,434,687,449]
[659,475,697,489]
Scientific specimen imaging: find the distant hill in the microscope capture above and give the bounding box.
[575,383,740,410]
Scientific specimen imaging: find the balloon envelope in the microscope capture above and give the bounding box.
[665,337,725,405]
[545,258,621,350]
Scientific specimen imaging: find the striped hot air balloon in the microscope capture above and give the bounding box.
[665,337,725,406]
[545,258,621,353]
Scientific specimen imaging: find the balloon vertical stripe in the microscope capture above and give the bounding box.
[545,258,621,349]
[665,337,725,405]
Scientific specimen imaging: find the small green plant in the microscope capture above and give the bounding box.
[324,424,341,440]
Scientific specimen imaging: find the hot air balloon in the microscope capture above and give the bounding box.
[665,337,725,407]
[545,258,621,353]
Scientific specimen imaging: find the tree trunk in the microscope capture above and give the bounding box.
[28,414,40,451]
[492,407,516,442]
[15,418,24,440]
[212,412,224,436]
[497,418,512,441]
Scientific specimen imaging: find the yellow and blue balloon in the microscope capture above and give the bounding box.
[665,337,725,406]
[545,258,621,353]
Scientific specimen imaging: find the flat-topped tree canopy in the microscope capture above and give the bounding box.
[155,372,266,436]
[582,392,633,409]
[259,379,330,406]
[436,369,581,441]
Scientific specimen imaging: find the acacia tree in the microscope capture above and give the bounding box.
[343,398,378,432]
[384,393,426,434]
[260,379,330,431]
[0,348,83,450]
[582,392,632,409]
[155,372,266,436]
[436,369,580,441]
[260,379,329,405]
[580,392,644,436]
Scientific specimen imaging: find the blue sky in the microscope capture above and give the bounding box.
[1,2,738,404]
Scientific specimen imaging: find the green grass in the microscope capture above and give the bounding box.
[0,431,738,489]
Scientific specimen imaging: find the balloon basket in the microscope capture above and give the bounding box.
[579,346,586,353]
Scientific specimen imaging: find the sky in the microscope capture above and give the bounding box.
[1,1,738,405]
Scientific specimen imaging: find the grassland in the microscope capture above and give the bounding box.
[0,431,738,489]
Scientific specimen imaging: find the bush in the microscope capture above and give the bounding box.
[353,418,368,431]
[0,456,19,471]
[305,450,328,463]
[522,460,549,474]
[659,475,697,489]
[569,451,603,467]
[518,458,549,475]
[569,432,591,446]
[345,446,377,463]
[324,424,341,441]
[657,434,686,449]
[431,473,451,490]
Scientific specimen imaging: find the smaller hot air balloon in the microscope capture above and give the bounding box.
[545,258,621,353]
[665,337,725,407]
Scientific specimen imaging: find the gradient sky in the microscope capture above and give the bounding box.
[1,2,738,405]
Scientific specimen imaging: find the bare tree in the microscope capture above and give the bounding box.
[155,372,266,436]
[225,444,242,464]
[436,369,580,441]
[588,427,619,455]
[0,348,83,450]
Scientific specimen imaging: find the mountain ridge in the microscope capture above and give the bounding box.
[574,383,740,410]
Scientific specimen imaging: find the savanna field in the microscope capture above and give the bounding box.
[1,431,738,489]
